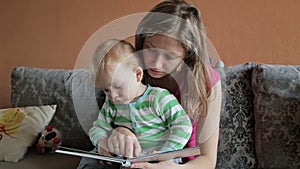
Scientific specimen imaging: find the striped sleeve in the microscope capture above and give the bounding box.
[88,99,114,147]
[154,89,193,151]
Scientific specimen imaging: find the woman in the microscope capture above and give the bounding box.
[107,0,222,169]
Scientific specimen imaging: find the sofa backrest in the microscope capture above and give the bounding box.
[10,67,103,151]
[216,63,300,169]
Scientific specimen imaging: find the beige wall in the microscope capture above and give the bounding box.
[1,0,299,108]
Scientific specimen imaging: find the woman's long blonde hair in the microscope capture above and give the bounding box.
[135,0,212,120]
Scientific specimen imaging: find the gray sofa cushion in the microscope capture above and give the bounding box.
[10,67,101,151]
[0,149,81,169]
[216,63,257,169]
[252,64,300,169]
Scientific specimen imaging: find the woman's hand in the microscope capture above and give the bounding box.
[108,127,142,158]
[130,160,178,169]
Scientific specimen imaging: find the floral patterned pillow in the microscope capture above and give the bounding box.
[216,63,257,169]
[0,105,56,162]
[252,64,300,169]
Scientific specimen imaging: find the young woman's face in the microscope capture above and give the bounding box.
[142,35,185,78]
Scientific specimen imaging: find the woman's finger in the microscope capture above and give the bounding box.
[131,162,153,169]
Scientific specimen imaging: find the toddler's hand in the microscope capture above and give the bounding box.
[108,127,141,158]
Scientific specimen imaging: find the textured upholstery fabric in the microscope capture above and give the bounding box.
[252,64,300,169]
[216,63,257,169]
[10,67,98,151]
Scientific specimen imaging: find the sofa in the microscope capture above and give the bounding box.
[0,62,299,169]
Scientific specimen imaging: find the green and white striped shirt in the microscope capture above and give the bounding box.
[89,85,192,153]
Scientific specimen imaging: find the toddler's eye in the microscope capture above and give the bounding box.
[114,84,123,89]
[117,85,124,89]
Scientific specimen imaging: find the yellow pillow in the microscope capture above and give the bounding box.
[0,105,56,162]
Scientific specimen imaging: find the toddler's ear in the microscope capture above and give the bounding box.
[135,67,143,82]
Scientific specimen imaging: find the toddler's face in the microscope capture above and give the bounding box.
[96,62,140,104]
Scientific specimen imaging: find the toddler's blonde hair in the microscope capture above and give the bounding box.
[90,39,141,83]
